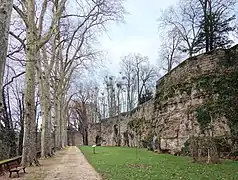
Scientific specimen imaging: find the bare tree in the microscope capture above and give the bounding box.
[1,0,124,161]
[159,28,182,73]
[0,66,18,159]
[120,55,136,111]
[103,75,116,117]
[120,53,157,106]
[10,80,25,156]
[70,81,99,145]
[71,100,90,145]
[0,16,26,159]
[138,62,157,102]
[132,54,148,103]
[159,0,202,57]
[13,0,67,166]
[0,0,13,128]
[49,0,124,149]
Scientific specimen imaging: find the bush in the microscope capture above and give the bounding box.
[189,136,220,164]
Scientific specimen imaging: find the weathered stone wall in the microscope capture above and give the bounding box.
[88,123,101,145]
[154,49,232,152]
[87,45,238,153]
[67,131,83,146]
[87,99,154,147]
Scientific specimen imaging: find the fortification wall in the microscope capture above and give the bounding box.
[87,45,238,152]
[87,99,154,146]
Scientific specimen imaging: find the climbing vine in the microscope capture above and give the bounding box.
[195,105,211,133]
[155,81,193,111]
[127,118,144,136]
[193,71,238,137]
[155,46,238,138]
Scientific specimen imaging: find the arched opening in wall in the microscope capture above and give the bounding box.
[123,131,129,147]
[113,124,118,136]
[129,132,134,147]
[95,135,101,146]
[113,124,121,146]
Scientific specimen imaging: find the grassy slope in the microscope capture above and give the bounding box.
[80,146,238,180]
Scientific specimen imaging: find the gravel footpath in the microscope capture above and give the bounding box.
[44,146,102,180]
[0,146,102,180]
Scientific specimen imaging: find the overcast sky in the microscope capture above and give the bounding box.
[98,0,177,74]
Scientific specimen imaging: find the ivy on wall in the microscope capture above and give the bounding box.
[194,73,238,137]
[195,105,211,133]
[154,46,238,138]
[127,118,144,136]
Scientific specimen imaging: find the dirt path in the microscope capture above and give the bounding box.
[44,146,102,180]
[0,146,102,180]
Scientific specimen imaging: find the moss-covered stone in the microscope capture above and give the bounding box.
[193,71,238,137]
[127,118,144,135]
[195,105,211,132]
[154,45,238,145]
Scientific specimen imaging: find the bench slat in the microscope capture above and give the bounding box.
[5,160,26,177]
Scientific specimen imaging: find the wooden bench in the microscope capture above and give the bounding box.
[6,159,25,178]
[0,164,4,176]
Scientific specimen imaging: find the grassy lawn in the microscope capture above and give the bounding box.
[79,146,238,180]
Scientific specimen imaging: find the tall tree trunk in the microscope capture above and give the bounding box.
[59,94,64,148]
[60,96,65,148]
[0,0,13,124]
[208,0,213,51]
[127,85,131,111]
[21,0,38,167]
[60,95,68,148]
[39,77,51,157]
[22,43,37,166]
[18,93,24,155]
[203,0,210,52]
[38,49,52,157]
[38,0,63,156]
[53,48,62,149]
[18,119,24,155]
[54,91,62,149]
[137,68,140,103]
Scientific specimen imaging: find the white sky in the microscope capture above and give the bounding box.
[98,0,177,74]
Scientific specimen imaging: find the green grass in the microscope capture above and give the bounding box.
[79,146,238,180]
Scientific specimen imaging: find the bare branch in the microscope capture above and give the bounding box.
[3,71,25,89]
[13,4,28,27]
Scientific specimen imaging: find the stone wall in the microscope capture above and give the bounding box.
[87,45,238,152]
[67,131,83,146]
[87,99,154,147]
[154,49,233,151]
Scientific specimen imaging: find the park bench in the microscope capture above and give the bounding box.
[6,159,25,178]
[0,164,4,176]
